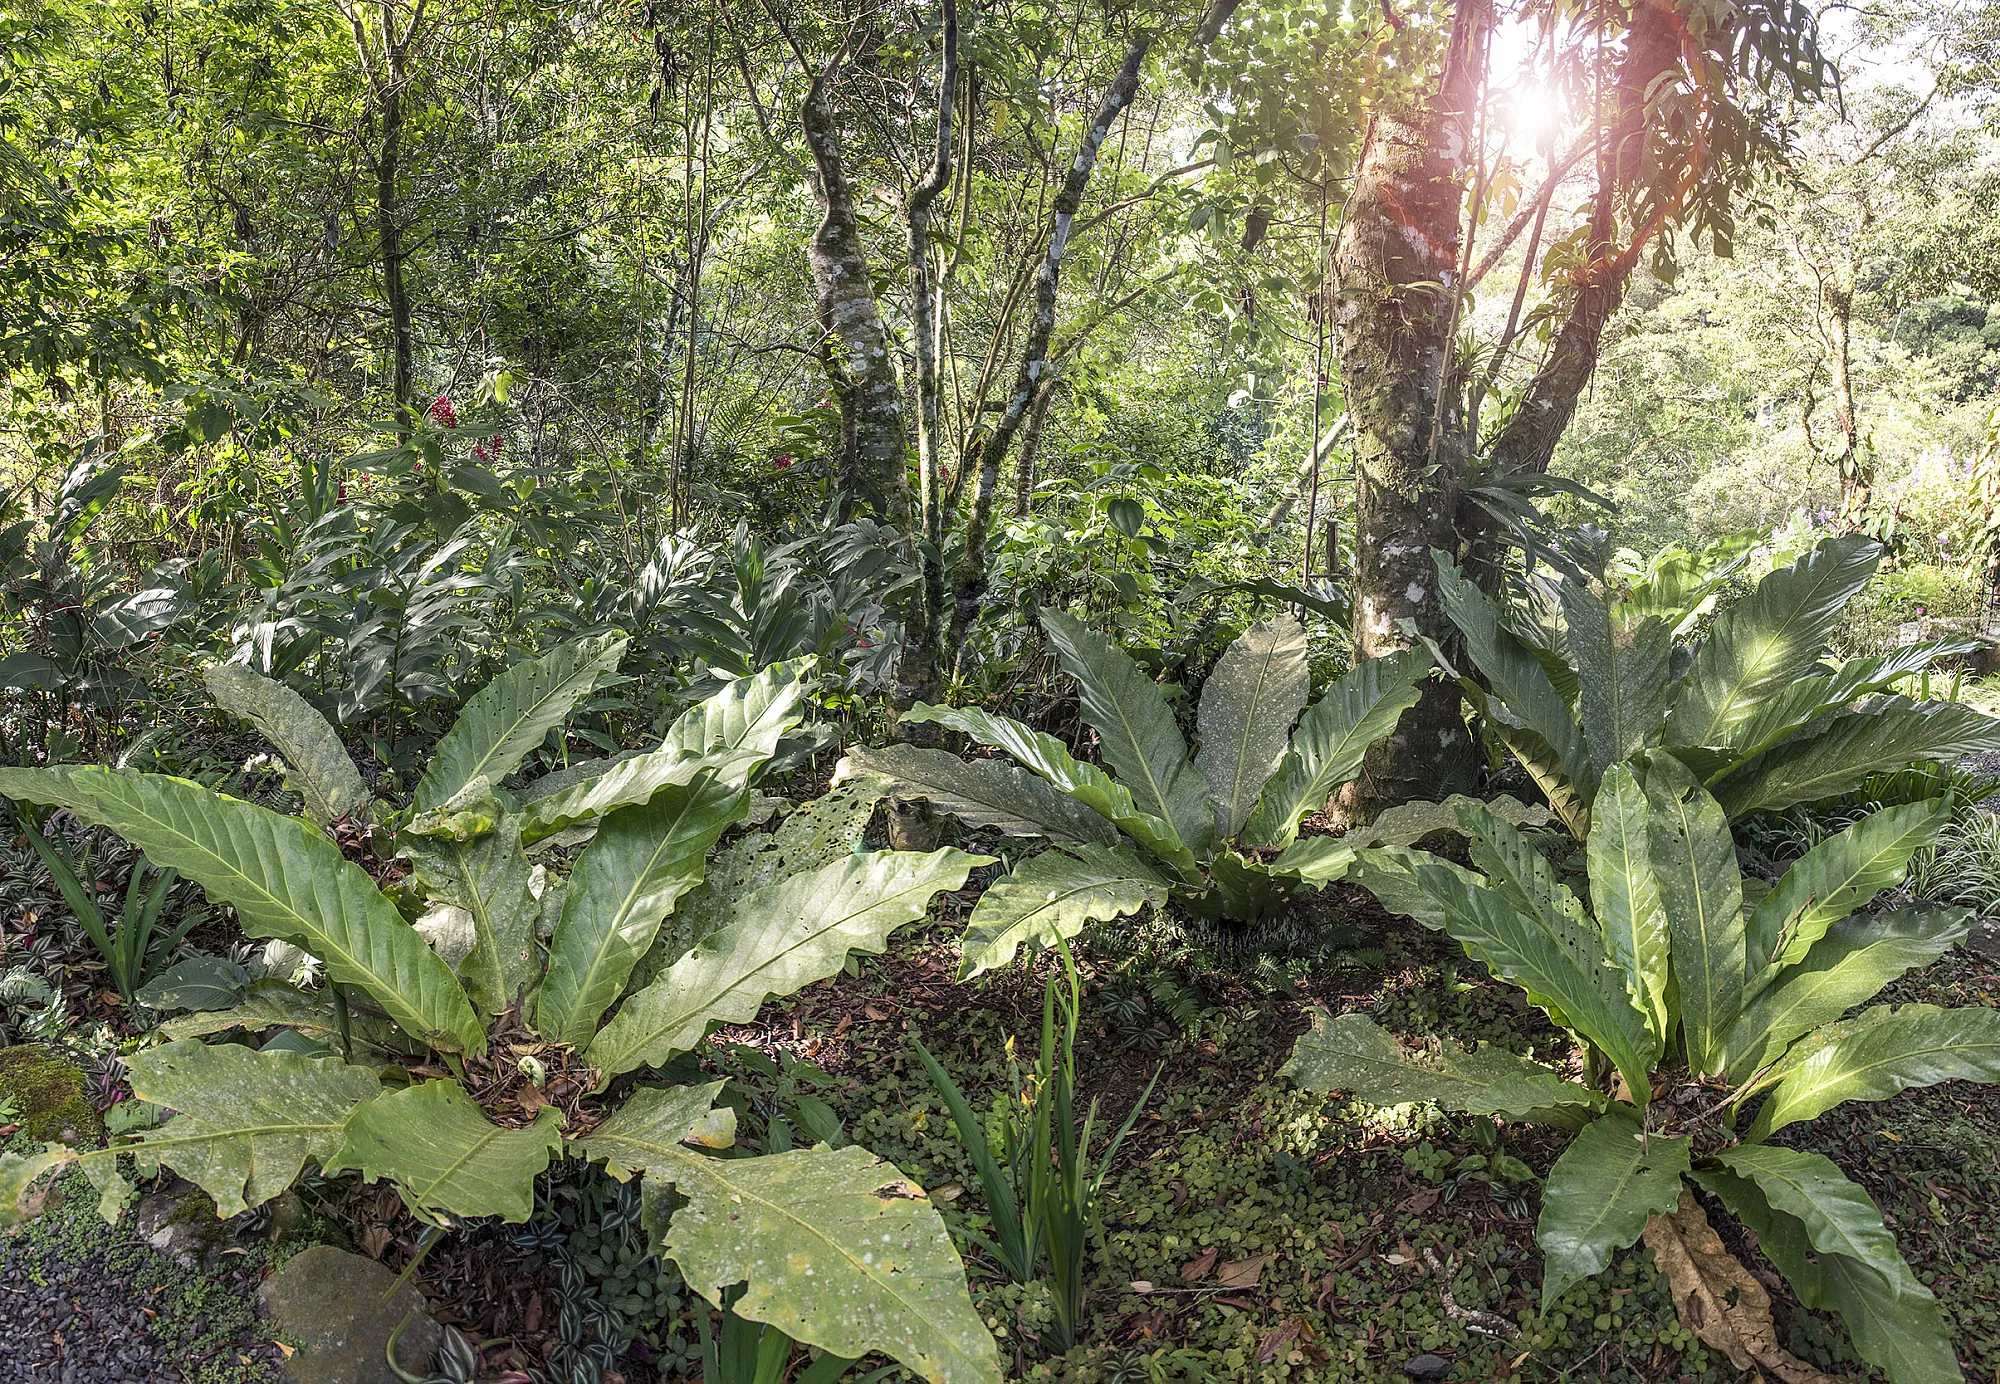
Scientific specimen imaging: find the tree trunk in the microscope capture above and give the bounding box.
[897,0,959,715]
[946,36,1149,669]
[341,0,423,437]
[1479,0,1679,481]
[1013,379,1056,517]
[801,54,908,526]
[1332,0,1487,812]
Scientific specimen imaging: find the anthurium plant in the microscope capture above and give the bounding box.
[840,608,1433,976]
[0,637,1002,1384]
[1291,758,1993,1383]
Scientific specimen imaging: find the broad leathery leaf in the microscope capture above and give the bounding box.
[1268,837,1355,886]
[1346,847,1484,931]
[425,819,540,1017]
[520,744,765,841]
[596,1128,1001,1384]
[0,1147,73,1227]
[1353,793,1553,848]
[1720,908,1971,1083]
[161,978,420,1058]
[403,775,509,841]
[1285,1011,1598,1125]
[203,664,367,827]
[1695,1165,1963,1384]
[1752,1003,2000,1137]
[1039,609,1212,856]
[579,1083,736,1174]
[1744,799,1949,996]
[1560,579,1671,780]
[589,849,990,1082]
[958,844,1170,980]
[134,954,250,1013]
[647,779,885,985]
[1723,639,1979,760]
[0,767,484,1055]
[119,1040,381,1217]
[898,703,1195,876]
[1486,715,1594,839]
[1643,754,1744,1077]
[1434,554,1593,805]
[325,1081,564,1224]
[1588,766,1671,1041]
[660,657,812,759]
[1711,698,2000,818]
[1537,1108,1690,1309]
[836,744,1118,846]
[1454,797,1660,1070]
[1241,647,1433,850]
[413,631,628,814]
[536,774,750,1047]
[1665,536,1879,748]
[1710,1145,1919,1296]
[1381,851,1656,1102]
[1811,1247,1964,1383]
[1196,614,1310,842]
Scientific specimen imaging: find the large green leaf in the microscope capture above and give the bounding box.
[117,1040,381,1217]
[1537,1108,1690,1309]
[1744,800,1949,995]
[1434,554,1592,804]
[1241,647,1432,850]
[203,664,367,827]
[1752,1003,2000,1137]
[1665,536,1880,748]
[1560,581,1670,780]
[1039,609,1212,855]
[1721,908,1970,1083]
[1381,851,1656,1102]
[0,767,484,1054]
[161,979,419,1058]
[660,658,812,758]
[588,849,989,1082]
[900,703,1194,875]
[0,1147,71,1227]
[1195,614,1310,842]
[583,1088,1000,1384]
[325,1081,565,1224]
[413,632,628,814]
[1711,698,2000,818]
[1588,766,1671,1041]
[1285,1010,1598,1125]
[1710,1145,1918,1293]
[1643,754,1744,1077]
[519,744,765,841]
[1268,836,1356,886]
[836,743,1119,845]
[957,844,1170,980]
[422,819,540,1017]
[1346,846,1484,931]
[536,774,750,1047]
[1721,639,1980,760]
[1695,1163,1963,1384]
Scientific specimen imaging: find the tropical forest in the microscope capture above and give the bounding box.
[5,0,2000,1380]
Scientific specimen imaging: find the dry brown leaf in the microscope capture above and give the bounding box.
[1180,1246,1219,1281]
[932,1182,964,1202]
[1642,1191,1838,1384]
[1256,1320,1302,1364]
[865,1005,889,1021]
[1218,1252,1266,1289]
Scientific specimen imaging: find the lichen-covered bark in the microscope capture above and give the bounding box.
[897,0,959,715]
[1332,0,1487,810]
[947,36,1150,667]
[801,59,908,526]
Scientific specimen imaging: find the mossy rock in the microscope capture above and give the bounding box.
[0,1043,103,1144]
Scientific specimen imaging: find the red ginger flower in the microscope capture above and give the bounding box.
[428,396,457,428]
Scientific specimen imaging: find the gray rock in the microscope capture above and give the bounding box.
[1403,1354,1452,1379]
[258,1244,443,1384]
[1968,916,2000,965]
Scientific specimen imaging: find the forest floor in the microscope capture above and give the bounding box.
[4,825,2000,1384]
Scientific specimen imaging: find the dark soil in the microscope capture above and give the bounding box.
[0,1169,284,1384]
